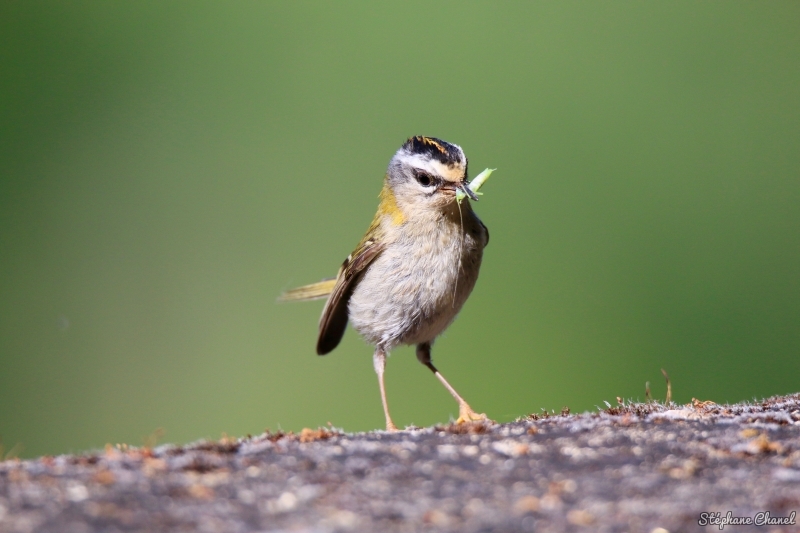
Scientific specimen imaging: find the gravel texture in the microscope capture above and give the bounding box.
[2,394,800,533]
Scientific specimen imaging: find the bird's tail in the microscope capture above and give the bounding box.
[278,278,336,302]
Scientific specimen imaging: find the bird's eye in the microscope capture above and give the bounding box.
[415,172,433,187]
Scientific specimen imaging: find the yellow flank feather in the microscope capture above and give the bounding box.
[278,278,337,302]
[377,181,405,225]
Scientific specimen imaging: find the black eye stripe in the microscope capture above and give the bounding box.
[414,170,435,187]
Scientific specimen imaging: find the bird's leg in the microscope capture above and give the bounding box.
[373,347,398,431]
[416,342,491,424]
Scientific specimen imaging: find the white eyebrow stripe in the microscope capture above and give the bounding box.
[399,153,465,182]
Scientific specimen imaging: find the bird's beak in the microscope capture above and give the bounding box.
[459,180,479,201]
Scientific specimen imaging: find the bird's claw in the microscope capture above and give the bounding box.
[456,403,494,425]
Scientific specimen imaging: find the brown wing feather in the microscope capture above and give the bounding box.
[316,240,384,355]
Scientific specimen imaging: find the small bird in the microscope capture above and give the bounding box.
[280,136,490,430]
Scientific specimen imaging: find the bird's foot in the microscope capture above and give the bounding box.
[456,402,494,425]
[385,421,399,432]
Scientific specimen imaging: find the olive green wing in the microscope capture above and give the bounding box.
[316,238,385,355]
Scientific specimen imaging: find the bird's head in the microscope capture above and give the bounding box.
[385,136,477,215]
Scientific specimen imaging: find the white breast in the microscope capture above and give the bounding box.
[348,209,486,350]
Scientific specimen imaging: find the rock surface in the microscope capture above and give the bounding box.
[2,394,800,533]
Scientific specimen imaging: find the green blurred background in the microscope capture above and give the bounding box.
[1,2,798,458]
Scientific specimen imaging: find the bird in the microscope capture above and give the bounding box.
[280,136,490,431]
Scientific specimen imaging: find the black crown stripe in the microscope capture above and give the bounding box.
[402,136,463,167]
